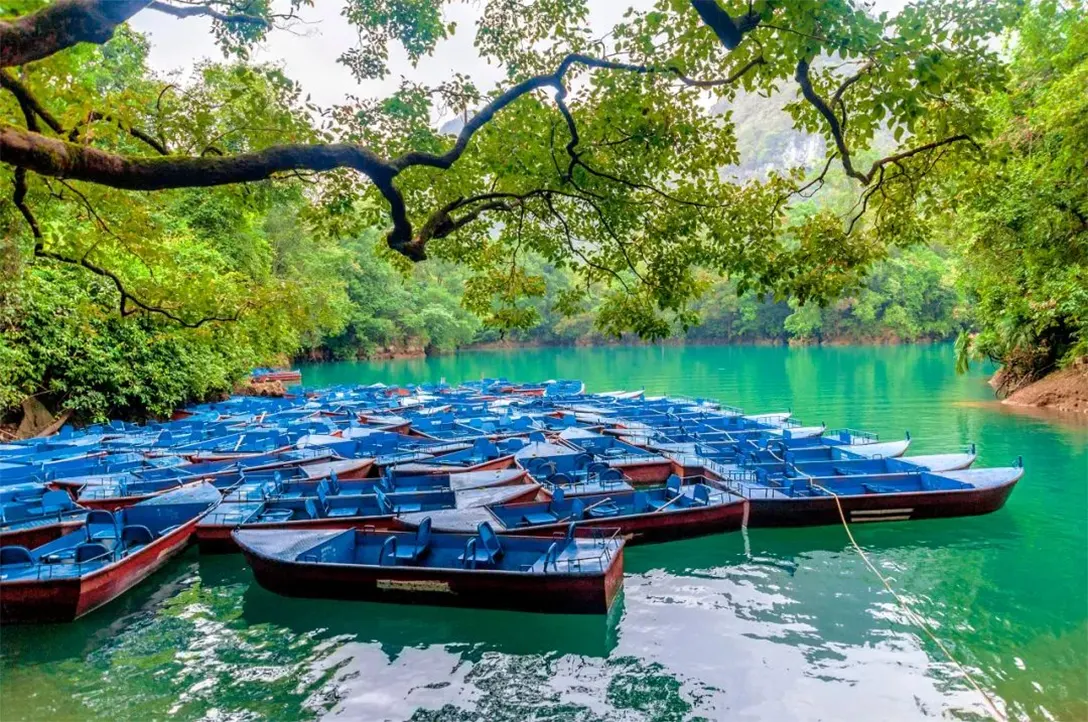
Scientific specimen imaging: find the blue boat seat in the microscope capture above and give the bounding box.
[0,546,33,566]
[393,518,432,563]
[316,486,357,518]
[599,468,624,482]
[522,488,564,526]
[690,485,711,506]
[520,509,558,525]
[551,472,573,486]
[569,499,585,520]
[74,542,112,564]
[378,535,398,566]
[457,522,503,567]
[121,524,155,549]
[632,491,651,513]
[85,510,120,544]
[37,490,75,517]
[649,477,683,511]
[862,483,896,494]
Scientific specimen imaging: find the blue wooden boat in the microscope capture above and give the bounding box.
[557,428,673,484]
[389,438,521,474]
[195,482,542,553]
[0,483,220,623]
[234,520,623,614]
[708,462,1023,527]
[405,476,747,545]
[1,487,88,549]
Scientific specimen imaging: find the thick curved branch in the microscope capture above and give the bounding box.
[796,58,863,182]
[0,0,149,68]
[0,124,393,189]
[797,58,978,187]
[690,0,761,50]
[393,52,761,173]
[0,0,275,68]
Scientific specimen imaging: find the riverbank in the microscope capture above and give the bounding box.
[302,334,949,361]
[1000,364,1088,415]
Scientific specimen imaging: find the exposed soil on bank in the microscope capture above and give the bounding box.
[1000,364,1088,415]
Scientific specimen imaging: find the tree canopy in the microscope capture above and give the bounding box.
[2,0,1019,338]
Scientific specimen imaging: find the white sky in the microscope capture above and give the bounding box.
[130,1,655,122]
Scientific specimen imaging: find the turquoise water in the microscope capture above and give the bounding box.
[2,344,1085,721]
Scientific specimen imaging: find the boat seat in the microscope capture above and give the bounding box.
[393,518,431,562]
[37,490,75,517]
[522,487,564,525]
[457,521,503,566]
[85,510,120,543]
[0,546,33,566]
[304,498,325,520]
[521,510,559,526]
[833,467,860,476]
[689,485,711,507]
[121,524,155,549]
[315,486,356,517]
[74,542,112,564]
[599,468,624,482]
[862,483,896,494]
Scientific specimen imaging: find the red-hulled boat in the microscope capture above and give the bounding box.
[407,478,748,546]
[235,522,625,614]
[705,465,1023,527]
[194,481,542,553]
[0,483,221,624]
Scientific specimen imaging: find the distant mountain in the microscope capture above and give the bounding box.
[713,90,826,178]
[438,116,465,135]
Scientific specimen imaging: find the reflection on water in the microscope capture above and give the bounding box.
[2,345,1086,721]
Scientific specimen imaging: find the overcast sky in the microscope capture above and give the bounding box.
[130,1,656,122]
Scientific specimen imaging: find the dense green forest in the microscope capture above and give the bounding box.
[1,0,1083,424]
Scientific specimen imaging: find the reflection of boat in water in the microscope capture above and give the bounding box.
[237,560,623,659]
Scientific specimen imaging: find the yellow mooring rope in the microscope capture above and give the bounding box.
[813,483,1007,722]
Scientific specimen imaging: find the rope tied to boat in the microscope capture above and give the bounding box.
[813,483,1007,722]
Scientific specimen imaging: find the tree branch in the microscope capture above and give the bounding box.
[0,70,64,133]
[147,1,269,26]
[796,57,978,187]
[690,0,760,50]
[69,111,169,155]
[0,0,149,68]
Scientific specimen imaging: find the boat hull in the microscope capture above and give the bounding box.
[499,499,748,545]
[240,539,623,614]
[740,482,1018,528]
[0,514,202,624]
[0,519,85,550]
[611,459,674,485]
[389,455,517,475]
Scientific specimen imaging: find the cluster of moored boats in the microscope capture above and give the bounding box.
[0,379,1023,621]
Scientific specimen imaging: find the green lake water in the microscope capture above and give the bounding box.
[2,344,1086,721]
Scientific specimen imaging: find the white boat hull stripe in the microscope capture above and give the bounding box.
[850,508,914,515]
[851,515,912,522]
